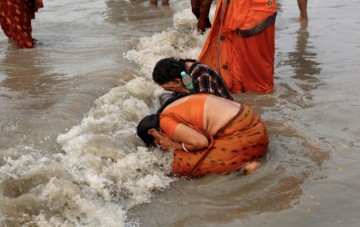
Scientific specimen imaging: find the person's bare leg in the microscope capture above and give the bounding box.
[197,0,213,33]
[297,0,308,21]
[150,0,158,5]
[162,0,169,6]
[191,0,201,19]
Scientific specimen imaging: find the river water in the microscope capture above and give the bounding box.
[0,0,359,226]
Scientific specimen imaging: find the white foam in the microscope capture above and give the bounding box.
[124,6,210,75]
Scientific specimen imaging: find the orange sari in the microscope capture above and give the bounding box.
[160,94,269,178]
[198,0,277,93]
[0,0,43,48]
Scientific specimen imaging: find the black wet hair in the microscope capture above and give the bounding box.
[136,114,160,147]
[152,57,196,85]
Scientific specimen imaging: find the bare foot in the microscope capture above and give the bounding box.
[244,162,259,174]
[236,162,259,176]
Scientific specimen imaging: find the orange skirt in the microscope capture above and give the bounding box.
[172,104,269,178]
[0,0,43,48]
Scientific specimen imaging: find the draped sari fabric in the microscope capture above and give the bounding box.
[0,0,43,48]
[160,94,269,178]
[170,104,269,178]
[198,0,277,93]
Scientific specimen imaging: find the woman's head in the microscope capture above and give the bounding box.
[137,93,192,147]
[136,114,160,147]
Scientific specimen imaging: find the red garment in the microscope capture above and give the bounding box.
[198,0,277,93]
[0,0,43,48]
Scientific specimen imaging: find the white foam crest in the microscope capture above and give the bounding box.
[101,147,174,207]
[37,178,126,226]
[50,145,173,225]
[58,77,158,143]
[1,151,38,176]
[0,152,72,192]
[124,8,208,75]
[40,178,83,208]
[70,197,125,227]
[56,145,173,200]
[168,0,191,9]
[173,8,197,31]
[55,75,174,225]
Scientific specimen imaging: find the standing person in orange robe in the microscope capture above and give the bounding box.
[198,0,277,93]
[0,0,43,48]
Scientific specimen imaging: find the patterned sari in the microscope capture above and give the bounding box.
[0,0,43,48]
[163,104,269,178]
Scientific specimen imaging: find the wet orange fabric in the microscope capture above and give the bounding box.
[159,95,269,178]
[160,94,206,138]
[0,0,43,48]
[198,0,277,93]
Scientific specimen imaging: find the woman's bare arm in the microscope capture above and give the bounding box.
[171,123,209,151]
[149,124,208,152]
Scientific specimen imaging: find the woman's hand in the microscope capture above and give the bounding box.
[161,78,190,93]
[148,129,180,151]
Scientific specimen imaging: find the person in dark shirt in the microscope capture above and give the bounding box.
[152,57,233,101]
